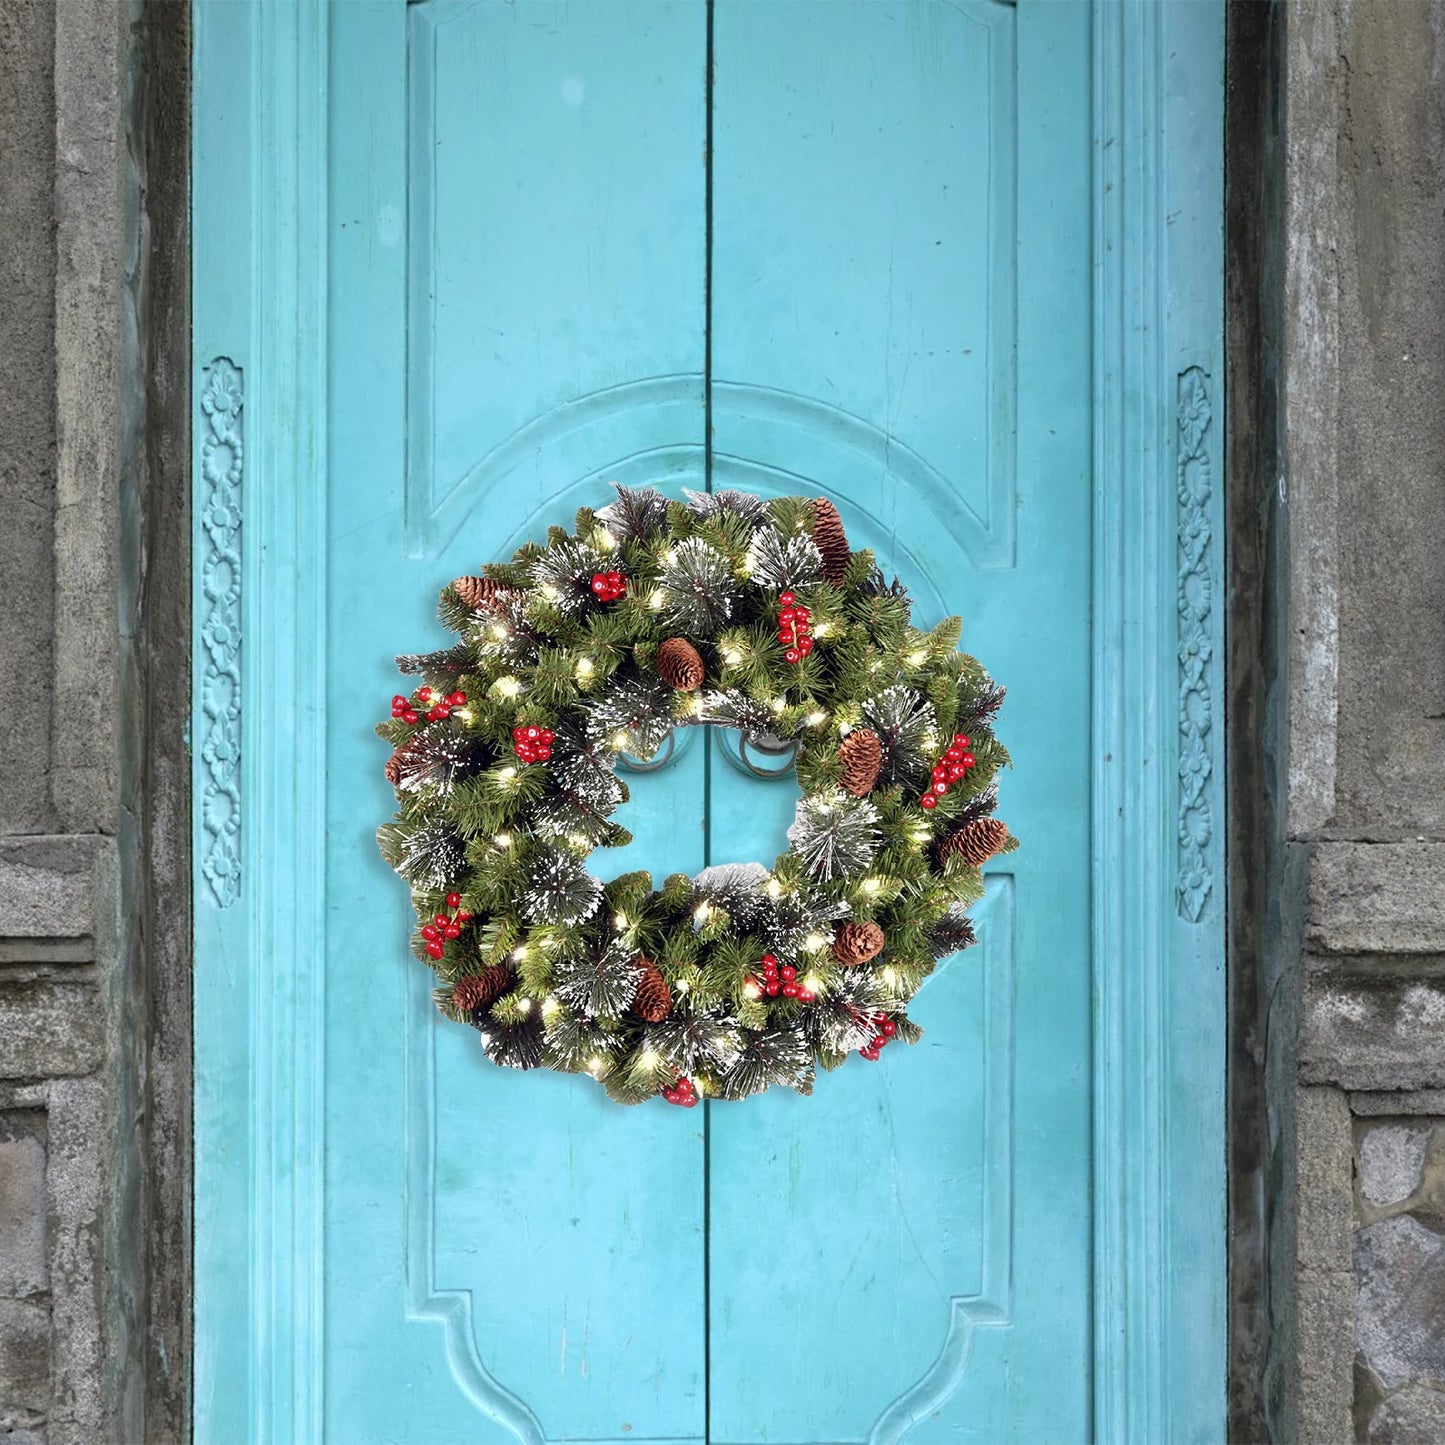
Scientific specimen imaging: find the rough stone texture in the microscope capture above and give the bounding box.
[0,0,188,1439]
[1358,1125,1432,1210]
[0,1113,48,1297]
[0,0,59,840]
[1309,844,1445,956]
[1303,969,1445,1092]
[0,987,102,1080]
[1296,1087,1356,1442]
[1355,1216,1445,1389]
[1266,0,1445,1439]
[0,1298,53,1430]
[1331,0,1445,837]
[1366,1385,1445,1443]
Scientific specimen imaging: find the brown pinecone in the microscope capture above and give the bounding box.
[384,751,405,786]
[451,575,511,611]
[630,959,672,1022]
[831,920,885,966]
[837,728,882,797]
[938,817,1010,869]
[811,497,851,586]
[451,966,512,1014]
[656,636,706,692]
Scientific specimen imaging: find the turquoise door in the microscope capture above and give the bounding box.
[192,2,1226,1441]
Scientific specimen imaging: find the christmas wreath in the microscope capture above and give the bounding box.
[377,487,1014,1105]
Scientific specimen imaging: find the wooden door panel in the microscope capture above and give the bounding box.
[324,4,710,1438]
[705,4,1091,1438]
[406,0,708,558]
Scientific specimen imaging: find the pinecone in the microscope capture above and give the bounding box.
[451,575,512,611]
[384,751,405,786]
[452,965,512,1014]
[831,920,885,966]
[630,959,672,1022]
[811,497,851,586]
[837,727,882,797]
[656,636,706,692]
[938,817,1010,869]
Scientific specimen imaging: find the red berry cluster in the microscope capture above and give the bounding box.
[390,686,466,725]
[744,953,816,1003]
[776,590,814,665]
[663,1076,698,1108]
[858,1011,899,1061]
[590,569,627,602]
[919,733,976,811]
[511,724,555,764]
[422,892,473,960]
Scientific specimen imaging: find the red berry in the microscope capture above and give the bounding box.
[781,965,796,982]
[448,692,467,707]
[425,940,445,960]
[421,925,439,942]
[921,794,938,810]
[392,694,407,707]
[783,983,800,998]
[444,924,461,940]
[766,982,781,997]
[932,765,949,782]
[537,747,552,762]
[446,893,461,908]
[948,764,967,782]
[799,638,813,655]
[525,726,539,740]
[881,1019,898,1037]
[761,953,778,966]
[795,606,810,621]
[799,988,815,1002]
[541,729,555,743]
[779,606,796,622]
[956,735,970,747]
[932,781,948,796]
[785,648,801,664]
[418,687,433,702]
[683,1094,697,1108]
[512,726,525,740]
[457,910,472,922]
[779,590,796,606]
[403,710,419,724]
[961,752,975,768]
[435,913,449,927]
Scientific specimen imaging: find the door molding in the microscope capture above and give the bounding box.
[191,2,1226,1438]
[1091,3,1226,1440]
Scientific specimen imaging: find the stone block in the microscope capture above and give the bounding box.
[1308,843,1445,956]
[0,1112,46,1294]
[1355,1215,1445,1390]
[0,986,101,1078]
[0,836,114,960]
[1358,1123,1432,1210]
[1303,970,1445,1091]
[0,1296,51,1422]
[1367,1385,1445,1444]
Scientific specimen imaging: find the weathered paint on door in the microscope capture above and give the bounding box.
[192,2,1226,1441]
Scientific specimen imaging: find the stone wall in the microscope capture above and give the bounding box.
[0,2,188,1441]
[1279,0,1445,1440]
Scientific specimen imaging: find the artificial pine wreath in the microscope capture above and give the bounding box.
[376,486,1015,1105]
